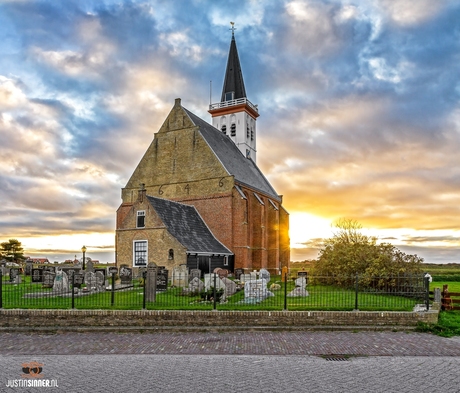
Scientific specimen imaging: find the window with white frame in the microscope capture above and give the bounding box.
[137,210,145,228]
[133,240,147,266]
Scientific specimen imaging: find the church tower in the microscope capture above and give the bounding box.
[209,24,259,162]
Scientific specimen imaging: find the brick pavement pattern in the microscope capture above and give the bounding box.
[1,331,460,356]
[1,355,460,392]
[1,332,460,392]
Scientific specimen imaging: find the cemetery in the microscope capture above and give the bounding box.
[0,260,431,312]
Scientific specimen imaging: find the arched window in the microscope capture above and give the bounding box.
[221,125,227,135]
[230,123,236,137]
[168,249,174,260]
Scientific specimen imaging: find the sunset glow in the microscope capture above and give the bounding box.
[1,1,459,264]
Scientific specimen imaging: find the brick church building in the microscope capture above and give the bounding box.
[116,30,290,275]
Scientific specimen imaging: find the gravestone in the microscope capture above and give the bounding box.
[95,268,106,279]
[42,271,55,288]
[138,267,147,280]
[156,268,169,291]
[297,271,308,279]
[73,273,84,289]
[9,268,21,284]
[25,261,33,276]
[281,266,288,282]
[204,273,226,291]
[1,265,8,277]
[189,269,201,282]
[288,276,309,297]
[52,270,69,293]
[221,277,237,296]
[188,277,204,293]
[146,262,157,302]
[217,269,228,279]
[172,266,188,287]
[31,268,43,283]
[295,277,307,288]
[119,265,132,284]
[240,273,256,283]
[259,268,270,282]
[95,271,105,291]
[108,267,118,275]
[244,279,274,302]
[84,272,97,291]
[86,260,94,273]
[234,268,244,280]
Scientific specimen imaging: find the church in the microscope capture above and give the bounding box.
[115,29,290,275]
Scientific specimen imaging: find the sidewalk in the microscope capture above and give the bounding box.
[1,330,459,356]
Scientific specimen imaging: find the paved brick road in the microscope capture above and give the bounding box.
[1,331,459,392]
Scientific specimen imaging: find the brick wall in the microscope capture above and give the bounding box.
[0,309,438,329]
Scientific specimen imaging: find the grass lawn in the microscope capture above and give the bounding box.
[2,275,424,311]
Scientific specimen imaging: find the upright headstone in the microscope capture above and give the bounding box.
[221,277,237,296]
[119,265,132,284]
[259,268,270,283]
[204,273,226,291]
[53,270,69,293]
[288,276,309,297]
[188,277,204,293]
[108,267,118,276]
[31,268,43,283]
[9,268,21,283]
[42,271,55,288]
[95,271,105,291]
[217,269,229,279]
[25,261,33,276]
[146,262,157,302]
[244,279,273,302]
[156,268,169,291]
[84,272,97,291]
[240,274,254,283]
[172,266,188,287]
[86,260,94,273]
[281,266,288,282]
[189,269,201,282]
[234,268,244,280]
[73,273,84,289]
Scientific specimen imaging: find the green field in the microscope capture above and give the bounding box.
[1,275,423,311]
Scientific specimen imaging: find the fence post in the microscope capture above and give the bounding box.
[284,272,288,311]
[111,272,115,306]
[213,273,217,310]
[354,273,359,310]
[143,271,147,310]
[424,275,430,311]
[71,272,75,309]
[0,270,2,309]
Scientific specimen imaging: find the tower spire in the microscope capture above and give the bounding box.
[209,22,259,163]
[221,22,246,102]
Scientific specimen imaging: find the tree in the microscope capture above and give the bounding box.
[311,219,423,288]
[0,239,25,263]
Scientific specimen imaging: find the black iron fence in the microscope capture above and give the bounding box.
[0,270,431,311]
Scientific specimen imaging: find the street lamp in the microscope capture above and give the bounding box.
[81,245,87,271]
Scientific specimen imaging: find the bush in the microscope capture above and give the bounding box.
[311,219,423,289]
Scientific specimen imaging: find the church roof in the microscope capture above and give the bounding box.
[183,108,281,201]
[221,34,247,102]
[147,196,233,255]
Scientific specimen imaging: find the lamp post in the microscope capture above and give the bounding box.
[81,245,87,271]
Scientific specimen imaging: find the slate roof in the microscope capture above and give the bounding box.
[220,35,247,102]
[183,108,281,202]
[147,196,233,255]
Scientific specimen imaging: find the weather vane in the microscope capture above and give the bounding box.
[230,21,236,36]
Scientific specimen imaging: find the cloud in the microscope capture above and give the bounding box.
[0,0,459,264]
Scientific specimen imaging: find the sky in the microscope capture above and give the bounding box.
[0,0,459,264]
